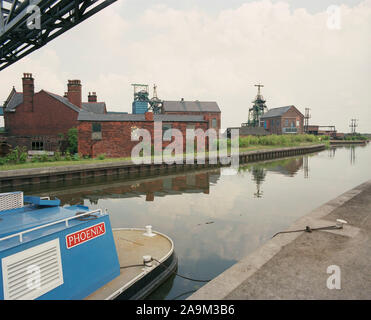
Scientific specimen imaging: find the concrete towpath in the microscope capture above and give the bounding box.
[189,179,371,300]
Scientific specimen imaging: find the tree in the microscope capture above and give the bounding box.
[67,127,78,154]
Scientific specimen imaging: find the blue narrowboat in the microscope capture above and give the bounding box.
[0,191,177,300]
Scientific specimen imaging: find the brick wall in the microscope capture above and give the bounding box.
[262,107,304,135]
[78,120,209,158]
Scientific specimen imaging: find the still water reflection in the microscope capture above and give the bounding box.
[7,144,371,299]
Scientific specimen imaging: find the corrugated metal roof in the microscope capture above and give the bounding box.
[82,102,106,114]
[162,100,220,113]
[260,106,292,119]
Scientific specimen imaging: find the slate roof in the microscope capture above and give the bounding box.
[4,92,23,111]
[77,111,206,122]
[260,106,293,119]
[78,111,144,121]
[154,114,206,122]
[82,102,106,114]
[44,91,81,112]
[162,100,220,113]
[3,90,107,115]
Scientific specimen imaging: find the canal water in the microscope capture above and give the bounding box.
[5,143,370,300]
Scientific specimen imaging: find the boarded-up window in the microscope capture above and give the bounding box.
[211,118,217,128]
[92,123,102,140]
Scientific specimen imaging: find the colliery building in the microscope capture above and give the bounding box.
[0,74,221,158]
[77,111,210,158]
[260,105,304,135]
[1,73,107,152]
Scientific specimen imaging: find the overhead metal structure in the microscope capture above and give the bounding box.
[0,0,117,71]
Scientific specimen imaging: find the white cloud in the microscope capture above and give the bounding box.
[1,0,370,132]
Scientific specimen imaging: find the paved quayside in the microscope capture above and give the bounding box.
[189,179,371,300]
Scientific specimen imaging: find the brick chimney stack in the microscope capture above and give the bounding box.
[22,73,34,112]
[88,92,97,103]
[145,111,153,121]
[67,79,82,108]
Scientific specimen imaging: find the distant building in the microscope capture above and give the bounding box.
[77,111,210,158]
[260,105,304,134]
[226,126,269,138]
[161,100,221,132]
[306,125,337,137]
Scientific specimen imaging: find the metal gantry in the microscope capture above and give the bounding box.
[349,118,358,134]
[304,108,311,133]
[0,0,117,71]
[245,84,268,127]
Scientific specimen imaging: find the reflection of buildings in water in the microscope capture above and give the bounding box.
[40,170,222,206]
[328,147,336,158]
[303,156,309,179]
[265,157,304,177]
[250,167,266,198]
[350,146,356,165]
[248,157,306,198]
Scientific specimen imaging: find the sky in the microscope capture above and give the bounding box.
[0,0,370,133]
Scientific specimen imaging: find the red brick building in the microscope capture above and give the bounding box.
[161,99,221,131]
[260,105,304,134]
[1,74,222,158]
[77,111,210,158]
[2,73,106,151]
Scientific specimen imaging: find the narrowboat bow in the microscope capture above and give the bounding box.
[0,191,177,300]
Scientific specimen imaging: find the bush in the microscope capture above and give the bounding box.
[67,127,78,154]
[31,155,41,163]
[97,153,106,160]
[52,151,62,161]
[64,151,72,161]
[238,134,320,148]
[72,153,81,161]
[6,146,27,164]
[0,157,7,165]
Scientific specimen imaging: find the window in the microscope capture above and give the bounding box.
[296,120,300,127]
[211,118,217,128]
[32,141,44,150]
[163,124,172,141]
[284,119,289,127]
[92,123,101,133]
[92,123,102,140]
